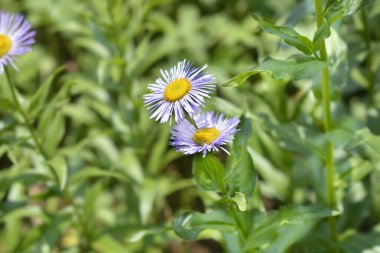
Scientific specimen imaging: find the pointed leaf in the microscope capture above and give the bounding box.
[345,128,380,165]
[244,205,339,250]
[28,66,65,117]
[342,0,371,15]
[39,108,65,158]
[48,156,68,190]
[192,153,226,192]
[231,192,248,211]
[226,116,256,196]
[223,55,327,86]
[69,167,130,185]
[253,15,314,55]
[172,209,235,240]
[313,4,343,51]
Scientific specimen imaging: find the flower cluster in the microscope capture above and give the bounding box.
[144,60,240,157]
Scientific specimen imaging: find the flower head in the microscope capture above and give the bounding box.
[143,60,215,123]
[0,11,35,73]
[170,111,240,157]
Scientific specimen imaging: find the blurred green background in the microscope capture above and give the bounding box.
[0,0,380,252]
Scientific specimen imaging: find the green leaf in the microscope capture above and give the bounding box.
[230,192,248,211]
[28,66,65,118]
[192,153,226,192]
[252,15,314,55]
[172,209,235,240]
[278,205,339,224]
[223,232,243,253]
[342,0,371,15]
[263,222,315,253]
[0,205,50,223]
[244,205,338,250]
[0,98,15,113]
[262,115,326,158]
[313,22,331,52]
[38,108,65,158]
[259,56,327,80]
[146,124,170,174]
[91,235,126,253]
[345,128,380,165]
[248,148,290,200]
[313,4,344,51]
[222,71,262,87]
[0,171,51,200]
[125,227,165,242]
[222,55,327,86]
[119,148,144,183]
[69,167,130,185]
[31,213,71,253]
[226,116,256,196]
[48,156,68,190]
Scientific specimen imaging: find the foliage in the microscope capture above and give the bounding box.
[1,0,380,252]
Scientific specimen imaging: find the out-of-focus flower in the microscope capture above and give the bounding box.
[143,60,215,123]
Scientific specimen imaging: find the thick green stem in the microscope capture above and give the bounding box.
[314,0,339,245]
[4,67,60,184]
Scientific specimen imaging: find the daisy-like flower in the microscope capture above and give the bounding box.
[0,11,36,73]
[143,60,215,123]
[170,111,240,157]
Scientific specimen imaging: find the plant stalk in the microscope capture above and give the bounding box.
[227,206,252,252]
[4,68,87,248]
[361,8,375,97]
[314,0,338,245]
[4,67,60,184]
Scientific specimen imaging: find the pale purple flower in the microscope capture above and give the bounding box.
[143,60,215,123]
[0,11,36,73]
[170,111,240,157]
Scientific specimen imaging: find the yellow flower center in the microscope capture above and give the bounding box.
[164,78,191,102]
[193,127,220,145]
[0,34,13,57]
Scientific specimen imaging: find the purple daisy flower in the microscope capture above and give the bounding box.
[0,11,36,73]
[170,111,240,157]
[143,60,215,123]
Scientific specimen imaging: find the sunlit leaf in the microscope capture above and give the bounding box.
[172,209,235,240]
[48,156,68,190]
[223,55,327,86]
[342,0,371,15]
[345,128,380,165]
[38,108,65,158]
[244,205,339,250]
[92,235,126,253]
[69,167,130,185]
[125,227,165,242]
[27,66,65,118]
[230,192,248,211]
[313,4,343,51]
[252,15,314,55]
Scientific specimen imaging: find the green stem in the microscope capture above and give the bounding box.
[314,0,339,246]
[361,8,375,97]
[4,67,60,184]
[227,206,249,250]
[4,68,87,248]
